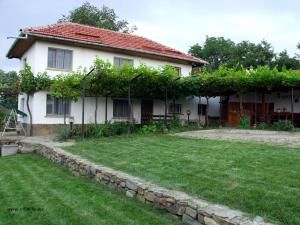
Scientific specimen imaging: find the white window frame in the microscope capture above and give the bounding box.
[113,57,134,67]
[46,95,71,116]
[47,47,73,71]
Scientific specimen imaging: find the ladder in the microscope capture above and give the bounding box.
[1,108,26,137]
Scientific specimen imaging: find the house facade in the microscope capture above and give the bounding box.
[7,23,219,135]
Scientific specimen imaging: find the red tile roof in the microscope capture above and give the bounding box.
[21,22,206,64]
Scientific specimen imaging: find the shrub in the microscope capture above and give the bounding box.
[55,126,72,142]
[273,120,294,131]
[237,116,251,129]
[140,125,157,134]
[83,121,138,138]
[257,122,269,130]
[169,115,181,129]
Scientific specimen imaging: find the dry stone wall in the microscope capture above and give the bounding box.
[21,141,274,225]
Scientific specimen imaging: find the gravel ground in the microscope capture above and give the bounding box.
[176,129,300,148]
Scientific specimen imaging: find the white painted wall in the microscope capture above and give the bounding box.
[22,41,193,77]
[18,40,220,125]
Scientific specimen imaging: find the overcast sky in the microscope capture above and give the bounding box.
[0,0,299,72]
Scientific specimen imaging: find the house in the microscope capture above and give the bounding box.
[7,22,220,135]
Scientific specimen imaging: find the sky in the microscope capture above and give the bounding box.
[0,0,299,72]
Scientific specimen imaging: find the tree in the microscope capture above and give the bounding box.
[0,70,19,109]
[190,38,278,71]
[189,36,235,71]
[233,40,275,69]
[58,2,137,33]
[273,50,300,71]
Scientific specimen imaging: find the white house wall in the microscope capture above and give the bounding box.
[22,41,193,77]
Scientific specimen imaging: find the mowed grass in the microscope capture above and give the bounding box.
[0,154,184,225]
[65,135,300,225]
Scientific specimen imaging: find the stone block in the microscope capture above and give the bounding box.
[185,207,198,219]
[1,144,18,157]
[182,214,202,225]
[126,190,135,198]
[126,180,138,191]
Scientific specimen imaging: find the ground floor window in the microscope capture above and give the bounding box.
[113,99,129,118]
[198,104,207,115]
[169,103,182,114]
[46,95,70,116]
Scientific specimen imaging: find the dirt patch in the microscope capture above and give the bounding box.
[176,129,300,148]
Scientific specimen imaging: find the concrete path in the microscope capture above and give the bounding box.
[176,129,300,148]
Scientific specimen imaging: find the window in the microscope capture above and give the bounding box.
[48,48,73,70]
[169,103,182,114]
[46,95,70,116]
[198,104,207,115]
[113,57,133,67]
[173,66,181,75]
[113,99,129,118]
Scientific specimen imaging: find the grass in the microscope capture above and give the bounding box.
[65,134,300,225]
[0,154,184,225]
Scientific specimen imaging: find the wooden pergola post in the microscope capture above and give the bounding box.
[261,92,266,123]
[164,88,168,126]
[291,88,294,125]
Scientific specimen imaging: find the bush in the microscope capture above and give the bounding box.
[83,121,138,138]
[55,126,72,142]
[169,115,181,129]
[273,120,294,131]
[237,116,251,129]
[257,122,269,130]
[140,125,157,134]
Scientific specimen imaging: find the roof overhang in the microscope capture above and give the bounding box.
[7,32,207,66]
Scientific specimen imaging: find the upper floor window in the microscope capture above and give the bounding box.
[48,48,73,70]
[46,95,70,116]
[173,66,181,75]
[114,57,133,67]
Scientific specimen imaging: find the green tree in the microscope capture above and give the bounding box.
[189,38,276,71]
[58,2,137,33]
[273,50,300,71]
[233,40,275,68]
[189,36,235,71]
[0,70,19,109]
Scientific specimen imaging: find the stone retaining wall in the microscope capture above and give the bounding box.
[21,141,273,225]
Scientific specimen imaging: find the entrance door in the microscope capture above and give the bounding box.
[141,100,153,125]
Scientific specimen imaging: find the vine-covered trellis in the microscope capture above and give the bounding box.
[18,60,300,135]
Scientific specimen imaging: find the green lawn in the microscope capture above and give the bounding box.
[65,135,300,225]
[0,154,183,225]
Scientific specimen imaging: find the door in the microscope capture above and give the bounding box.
[141,100,153,125]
